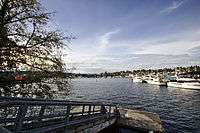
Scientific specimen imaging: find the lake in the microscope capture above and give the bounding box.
[66,78,200,133]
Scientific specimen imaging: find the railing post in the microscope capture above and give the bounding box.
[114,106,120,117]
[65,105,71,121]
[93,106,95,114]
[88,105,91,115]
[38,105,46,122]
[82,105,85,116]
[15,104,28,132]
[100,105,107,114]
[3,107,8,126]
[109,105,111,114]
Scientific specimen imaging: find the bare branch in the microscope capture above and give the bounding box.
[25,23,36,46]
[0,0,75,71]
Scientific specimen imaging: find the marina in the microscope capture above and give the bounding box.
[130,71,200,90]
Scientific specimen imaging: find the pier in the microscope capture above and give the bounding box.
[0,97,164,133]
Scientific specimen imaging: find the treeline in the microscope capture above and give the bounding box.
[73,65,200,78]
[1,66,200,80]
[131,65,200,76]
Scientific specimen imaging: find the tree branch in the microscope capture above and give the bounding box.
[5,13,50,25]
[25,23,36,46]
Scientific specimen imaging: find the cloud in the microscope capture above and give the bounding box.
[134,28,200,55]
[188,45,200,56]
[136,40,200,55]
[65,27,200,73]
[66,53,200,73]
[98,29,120,50]
[160,0,186,14]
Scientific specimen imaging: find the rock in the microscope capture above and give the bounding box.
[117,108,165,133]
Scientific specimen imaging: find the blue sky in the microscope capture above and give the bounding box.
[42,0,200,73]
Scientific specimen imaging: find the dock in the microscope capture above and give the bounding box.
[0,97,164,133]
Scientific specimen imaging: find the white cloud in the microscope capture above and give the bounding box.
[160,0,186,14]
[135,40,200,55]
[98,29,120,50]
[65,28,200,73]
[66,53,200,73]
[196,29,200,34]
[133,27,200,55]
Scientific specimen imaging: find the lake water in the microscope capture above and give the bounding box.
[66,78,200,133]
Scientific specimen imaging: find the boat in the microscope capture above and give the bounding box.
[145,77,167,86]
[167,77,200,90]
[132,76,143,83]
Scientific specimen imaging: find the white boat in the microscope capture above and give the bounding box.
[167,78,200,90]
[177,77,197,82]
[132,77,143,83]
[145,78,167,86]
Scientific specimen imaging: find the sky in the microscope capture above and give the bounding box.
[42,0,200,73]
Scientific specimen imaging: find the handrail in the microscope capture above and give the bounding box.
[0,96,114,106]
[0,96,117,133]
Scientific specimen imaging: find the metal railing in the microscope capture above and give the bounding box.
[0,96,117,133]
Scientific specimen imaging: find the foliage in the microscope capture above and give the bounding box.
[0,0,73,71]
[0,0,75,99]
[0,78,71,99]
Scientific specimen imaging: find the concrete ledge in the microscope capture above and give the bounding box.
[116,108,165,133]
[83,118,116,133]
[0,126,12,133]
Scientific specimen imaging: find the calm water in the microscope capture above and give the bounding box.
[66,78,200,133]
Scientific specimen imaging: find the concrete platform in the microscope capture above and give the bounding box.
[116,108,165,133]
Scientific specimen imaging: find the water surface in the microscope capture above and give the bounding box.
[66,78,200,133]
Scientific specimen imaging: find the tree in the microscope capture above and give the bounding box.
[0,0,73,71]
[0,0,75,99]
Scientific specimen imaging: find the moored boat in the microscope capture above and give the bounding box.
[132,76,143,83]
[145,78,167,86]
[167,78,200,90]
